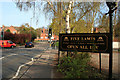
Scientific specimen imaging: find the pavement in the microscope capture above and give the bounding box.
[12,48,60,79]
[90,51,120,78]
[11,48,119,79]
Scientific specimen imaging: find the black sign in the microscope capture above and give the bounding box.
[59,33,111,53]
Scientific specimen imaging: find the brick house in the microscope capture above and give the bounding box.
[93,27,106,33]
[0,25,19,34]
[39,27,49,41]
[35,27,59,41]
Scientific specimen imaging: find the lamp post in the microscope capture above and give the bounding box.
[106,2,117,79]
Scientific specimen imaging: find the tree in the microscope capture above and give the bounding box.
[36,28,41,38]
[115,21,120,37]
[19,23,37,41]
[6,29,11,33]
[15,1,102,35]
[65,1,73,33]
[4,32,31,44]
[98,15,109,33]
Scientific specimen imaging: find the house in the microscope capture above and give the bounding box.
[0,25,19,34]
[93,27,106,33]
[35,27,59,41]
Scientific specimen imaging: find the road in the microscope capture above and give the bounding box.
[1,42,49,78]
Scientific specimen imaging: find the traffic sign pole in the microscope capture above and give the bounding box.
[49,34,52,49]
[109,10,113,79]
[99,53,101,73]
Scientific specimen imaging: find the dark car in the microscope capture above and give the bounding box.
[25,42,34,48]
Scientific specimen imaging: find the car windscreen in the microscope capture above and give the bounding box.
[8,41,13,44]
[29,42,32,43]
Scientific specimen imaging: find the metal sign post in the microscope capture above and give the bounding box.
[99,53,101,73]
[58,48,60,64]
[109,9,113,79]
[50,36,52,49]
[106,2,117,78]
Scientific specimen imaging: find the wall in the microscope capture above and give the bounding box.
[113,42,120,49]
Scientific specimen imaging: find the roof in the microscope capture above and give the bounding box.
[14,27,20,30]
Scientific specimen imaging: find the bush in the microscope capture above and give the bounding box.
[4,32,31,44]
[55,41,59,47]
[57,52,101,78]
[118,48,120,52]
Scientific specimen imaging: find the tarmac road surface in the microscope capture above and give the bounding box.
[1,42,49,78]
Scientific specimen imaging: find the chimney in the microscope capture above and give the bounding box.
[43,27,45,33]
[11,25,13,28]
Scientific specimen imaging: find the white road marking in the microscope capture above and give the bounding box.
[0,54,18,60]
[9,47,48,79]
[11,59,34,79]
[0,57,4,60]
[10,54,42,80]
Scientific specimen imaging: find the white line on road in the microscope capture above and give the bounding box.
[0,57,4,60]
[0,54,18,60]
[9,47,48,79]
[10,54,42,80]
[10,58,34,80]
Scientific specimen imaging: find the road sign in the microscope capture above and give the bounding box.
[59,33,111,53]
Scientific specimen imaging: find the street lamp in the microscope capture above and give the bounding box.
[106,2,117,14]
[106,2,116,9]
[106,2,117,79]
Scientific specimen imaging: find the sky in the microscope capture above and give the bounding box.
[0,1,52,29]
[0,1,119,29]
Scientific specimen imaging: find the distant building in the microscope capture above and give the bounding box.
[35,27,59,41]
[40,27,49,41]
[93,27,106,33]
[0,25,19,34]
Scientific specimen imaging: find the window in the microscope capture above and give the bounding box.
[8,41,13,44]
[41,37,43,39]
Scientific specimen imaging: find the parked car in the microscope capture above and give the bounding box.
[0,40,16,48]
[25,42,34,48]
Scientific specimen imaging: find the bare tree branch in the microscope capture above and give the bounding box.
[77,6,94,22]
[47,0,57,14]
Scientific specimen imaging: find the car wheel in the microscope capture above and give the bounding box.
[11,46,14,48]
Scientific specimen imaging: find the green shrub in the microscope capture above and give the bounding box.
[118,48,120,52]
[55,41,59,47]
[34,40,40,43]
[57,52,101,78]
